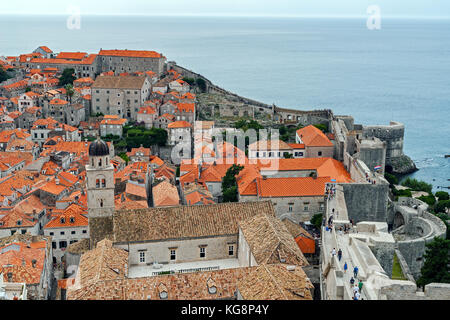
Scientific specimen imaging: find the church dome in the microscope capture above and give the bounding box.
[89,138,109,157]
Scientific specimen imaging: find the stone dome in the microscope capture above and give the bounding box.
[89,138,109,157]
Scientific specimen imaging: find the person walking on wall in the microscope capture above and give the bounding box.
[337,249,342,261]
[358,280,364,293]
[344,262,348,273]
[353,266,359,278]
[331,248,336,257]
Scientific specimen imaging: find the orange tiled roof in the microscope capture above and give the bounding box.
[30,54,97,66]
[39,181,66,195]
[58,171,79,187]
[49,98,68,105]
[137,106,157,115]
[168,120,192,129]
[0,209,37,228]
[152,180,179,207]
[98,49,164,59]
[150,156,164,167]
[44,203,87,229]
[39,46,53,53]
[2,79,28,91]
[55,52,87,60]
[0,241,47,285]
[288,143,306,149]
[125,183,147,199]
[296,125,333,147]
[256,176,331,197]
[176,103,195,113]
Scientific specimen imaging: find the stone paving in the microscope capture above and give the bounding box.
[323,184,367,300]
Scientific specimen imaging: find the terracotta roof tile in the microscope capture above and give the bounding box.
[239,213,309,266]
[113,201,275,243]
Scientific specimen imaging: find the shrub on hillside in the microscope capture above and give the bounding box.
[436,191,450,201]
[401,178,433,194]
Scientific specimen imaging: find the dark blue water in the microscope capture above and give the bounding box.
[0,15,449,190]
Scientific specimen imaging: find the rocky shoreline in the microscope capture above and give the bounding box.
[390,155,418,176]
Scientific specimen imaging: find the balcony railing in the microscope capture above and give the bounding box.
[152,265,220,276]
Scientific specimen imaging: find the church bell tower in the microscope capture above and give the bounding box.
[86,137,115,247]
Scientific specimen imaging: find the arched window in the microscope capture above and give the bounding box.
[100,199,104,208]
[96,179,100,188]
[102,179,106,188]
[99,158,102,167]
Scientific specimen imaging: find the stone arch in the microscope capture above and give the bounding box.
[393,211,405,229]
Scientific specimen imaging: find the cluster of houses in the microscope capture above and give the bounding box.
[0,45,357,301]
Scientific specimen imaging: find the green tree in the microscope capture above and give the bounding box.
[25,87,31,92]
[124,126,167,149]
[58,68,76,86]
[436,191,450,201]
[118,152,130,164]
[182,77,195,86]
[418,195,436,206]
[196,78,207,92]
[65,84,75,103]
[384,172,399,186]
[435,200,450,214]
[0,66,12,83]
[401,178,433,194]
[416,237,450,287]
[222,164,244,203]
[310,213,323,230]
[314,123,328,133]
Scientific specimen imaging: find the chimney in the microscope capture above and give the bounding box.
[7,273,13,282]
[262,176,267,180]
[31,259,37,268]
[22,259,26,266]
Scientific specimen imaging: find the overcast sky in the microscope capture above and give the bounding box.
[1,0,449,17]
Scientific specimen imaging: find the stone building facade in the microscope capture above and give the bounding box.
[92,76,151,121]
[97,50,166,76]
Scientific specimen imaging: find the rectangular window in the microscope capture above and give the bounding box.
[170,249,176,261]
[59,241,67,249]
[71,231,76,235]
[139,251,146,263]
[49,232,54,236]
[60,231,65,235]
[200,247,206,258]
[304,203,310,211]
[82,230,87,234]
[52,242,57,249]
[228,245,234,256]
[288,204,294,212]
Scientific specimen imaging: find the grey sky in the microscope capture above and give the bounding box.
[1,0,450,17]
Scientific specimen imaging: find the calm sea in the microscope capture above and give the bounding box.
[0,15,449,190]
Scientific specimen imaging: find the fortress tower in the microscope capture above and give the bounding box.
[86,137,115,247]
